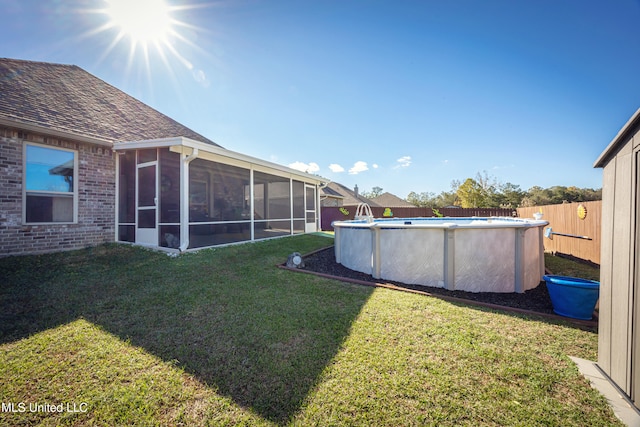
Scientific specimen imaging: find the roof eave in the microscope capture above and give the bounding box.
[113,137,329,184]
[0,116,114,147]
[594,107,640,168]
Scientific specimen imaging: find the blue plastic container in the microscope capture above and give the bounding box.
[543,275,600,320]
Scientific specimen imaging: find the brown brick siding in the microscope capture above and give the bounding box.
[0,126,116,256]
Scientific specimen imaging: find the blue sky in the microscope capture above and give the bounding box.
[3,0,640,198]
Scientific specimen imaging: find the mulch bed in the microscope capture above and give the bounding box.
[291,246,597,329]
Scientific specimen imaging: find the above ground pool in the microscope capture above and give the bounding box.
[332,216,549,293]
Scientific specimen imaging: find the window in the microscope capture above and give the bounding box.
[24,144,77,223]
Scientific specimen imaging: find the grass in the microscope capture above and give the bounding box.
[544,253,600,282]
[0,235,621,426]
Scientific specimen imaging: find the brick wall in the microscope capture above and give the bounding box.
[0,126,116,256]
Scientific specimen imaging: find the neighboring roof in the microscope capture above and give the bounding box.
[321,182,380,206]
[594,107,640,168]
[0,58,219,147]
[321,185,345,199]
[369,192,414,207]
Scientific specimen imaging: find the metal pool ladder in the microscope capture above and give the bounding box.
[354,202,374,223]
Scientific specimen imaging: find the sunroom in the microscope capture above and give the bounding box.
[113,137,326,251]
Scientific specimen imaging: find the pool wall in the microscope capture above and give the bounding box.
[333,217,548,293]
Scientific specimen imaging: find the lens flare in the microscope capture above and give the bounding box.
[106,0,173,44]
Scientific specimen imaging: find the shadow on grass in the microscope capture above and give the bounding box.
[0,236,372,424]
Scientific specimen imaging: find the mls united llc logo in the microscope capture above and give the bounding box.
[2,402,88,413]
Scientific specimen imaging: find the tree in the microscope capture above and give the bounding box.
[456,178,487,208]
[406,190,458,207]
[406,191,429,207]
[497,182,525,208]
[435,190,458,207]
[520,185,602,207]
[525,186,552,206]
[403,173,602,208]
[361,186,383,199]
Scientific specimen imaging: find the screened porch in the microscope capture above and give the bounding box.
[114,137,324,251]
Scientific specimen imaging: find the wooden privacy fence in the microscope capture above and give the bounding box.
[321,206,516,231]
[517,201,601,265]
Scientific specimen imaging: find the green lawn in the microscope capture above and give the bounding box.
[0,235,621,426]
[544,253,600,282]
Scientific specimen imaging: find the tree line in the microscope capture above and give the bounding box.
[362,172,601,208]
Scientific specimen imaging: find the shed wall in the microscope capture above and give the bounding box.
[598,124,640,406]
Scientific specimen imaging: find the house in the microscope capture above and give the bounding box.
[0,58,326,256]
[318,184,345,207]
[320,182,379,207]
[369,192,414,208]
[593,107,640,410]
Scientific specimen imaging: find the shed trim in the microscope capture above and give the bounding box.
[595,108,640,168]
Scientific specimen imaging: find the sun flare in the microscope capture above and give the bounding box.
[79,0,212,89]
[106,0,173,45]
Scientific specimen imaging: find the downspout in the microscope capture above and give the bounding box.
[250,167,255,241]
[179,148,199,252]
[318,181,329,232]
[114,151,123,243]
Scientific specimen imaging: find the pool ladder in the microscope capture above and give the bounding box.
[354,202,374,223]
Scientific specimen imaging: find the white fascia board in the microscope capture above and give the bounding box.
[112,137,180,150]
[112,136,328,184]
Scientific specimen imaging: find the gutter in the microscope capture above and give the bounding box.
[179,148,199,252]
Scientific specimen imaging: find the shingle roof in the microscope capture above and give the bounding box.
[0,58,220,146]
[322,182,380,207]
[369,192,414,207]
[321,185,344,198]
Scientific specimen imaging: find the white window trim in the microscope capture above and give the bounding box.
[23,142,79,225]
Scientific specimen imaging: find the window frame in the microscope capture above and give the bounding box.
[23,142,79,224]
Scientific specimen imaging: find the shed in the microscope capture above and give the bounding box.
[594,107,640,409]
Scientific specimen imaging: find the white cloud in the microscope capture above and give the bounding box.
[288,161,320,173]
[329,163,345,173]
[396,156,412,167]
[372,164,379,169]
[348,161,369,175]
[192,68,210,88]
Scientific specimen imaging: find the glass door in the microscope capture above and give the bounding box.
[304,184,317,233]
[136,162,158,246]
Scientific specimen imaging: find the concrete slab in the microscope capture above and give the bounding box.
[570,356,640,427]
